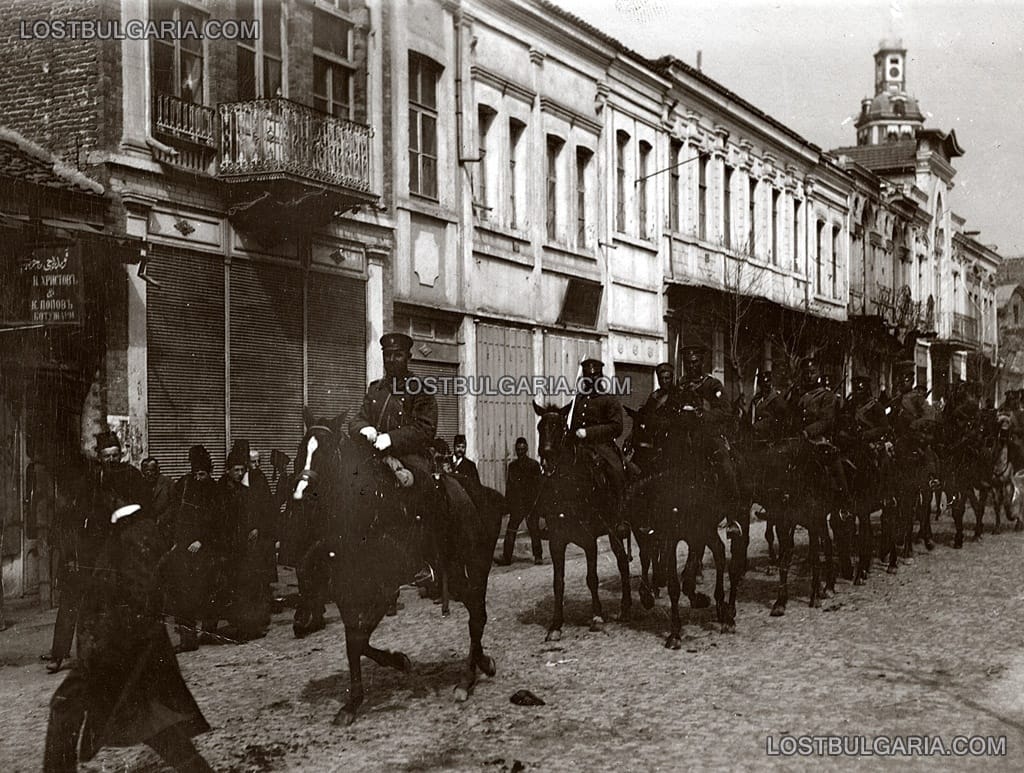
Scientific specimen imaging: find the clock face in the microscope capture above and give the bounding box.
[889,66,901,78]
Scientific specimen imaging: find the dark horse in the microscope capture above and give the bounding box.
[290,409,501,724]
[622,395,741,648]
[532,402,633,641]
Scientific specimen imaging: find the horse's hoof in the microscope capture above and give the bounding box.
[665,634,682,650]
[721,622,736,634]
[545,629,562,642]
[589,616,605,633]
[953,536,964,549]
[333,709,357,727]
[441,609,451,618]
[692,592,711,609]
[385,604,398,617]
[477,655,496,677]
[453,686,469,703]
[615,606,632,623]
[853,575,865,586]
[769,604,785,617]
[886,565,898,575]
[822,588,835,599]
[924,539,935,551]
[810,597,821,609]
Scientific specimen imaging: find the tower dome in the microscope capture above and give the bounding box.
[854,38,926,146]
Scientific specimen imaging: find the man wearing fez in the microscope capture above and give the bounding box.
[497,436,544,566]
[167,445,224,653]
[450,433,481,486]
[569,358,626,508]
[44,432,212,773]
[350,332,439,586]
[674,346,743,538]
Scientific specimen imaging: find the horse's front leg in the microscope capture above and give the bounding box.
[545,539,567,641]
[808,524,822,608]
[770,523,794,616]
[607,531,633,622]
[454,568,494,702]
[664,539,683,649]
[334,625,369,726]
[583,540,605,632]
[707,533,728,630]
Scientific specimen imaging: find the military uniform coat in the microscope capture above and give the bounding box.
[749,387,788,440]
[349,372,438,471]
[798,385,840,439]
[568,390,625,475]
[675,375,733,437]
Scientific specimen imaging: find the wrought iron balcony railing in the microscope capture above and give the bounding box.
[153,93,217,148]
[217,98,372,192]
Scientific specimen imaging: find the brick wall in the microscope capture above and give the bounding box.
[0,0,109,164]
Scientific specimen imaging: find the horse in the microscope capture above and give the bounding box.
[973,413,1020,536]
[290,409,501,724]
[879,429,936,573]
[532,401,633,641]
[834,434,895,585]
[744,437,837,615]
[622,394,741,648]
[937,416,990,549]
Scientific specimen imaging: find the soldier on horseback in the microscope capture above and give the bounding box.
[794,357,851,514]
[841,375,889,444]
[569,358,627,512]
[747,370,788,442]
[672,345,743,538]
[349,332,438,587]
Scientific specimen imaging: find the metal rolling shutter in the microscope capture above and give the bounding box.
[146,251,226,479]
[229,261,304,468]
[543,333,601,399]
[477,324,534,492]
[307,272,366,425]
[410,360,459,449]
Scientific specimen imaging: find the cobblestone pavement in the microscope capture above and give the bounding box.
[2,510,1024,772]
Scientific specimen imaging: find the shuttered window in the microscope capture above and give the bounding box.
[308,272,366,424]
[229,260,304,467]
[410,359,458,447]
[147,251,226,479]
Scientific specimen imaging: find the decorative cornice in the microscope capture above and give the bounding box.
[470,65,536,104]
[440,0,461,14]
[539,96,603,135]
[529,47,546,66]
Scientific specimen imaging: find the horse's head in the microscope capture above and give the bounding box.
[292,406,344,502]
[533,400,571,473]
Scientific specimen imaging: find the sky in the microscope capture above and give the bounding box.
[553,0,1024,256]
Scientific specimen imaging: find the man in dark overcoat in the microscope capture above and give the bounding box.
[44,434,211,772]
[497,436,543,566]
[166,446,224,652]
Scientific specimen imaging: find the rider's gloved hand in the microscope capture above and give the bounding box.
[359,426,378,444]
[374,433,392,452]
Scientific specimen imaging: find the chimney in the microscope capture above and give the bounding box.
[696,50,702,72]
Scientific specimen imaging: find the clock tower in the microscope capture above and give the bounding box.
[854,38,925,146]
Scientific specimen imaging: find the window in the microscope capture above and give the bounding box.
[475,106,495,215]
[409,52,441,199]
[236,0,283,101]
[1015,302,1020,326]
[748,176,757,255]
[698,153,708,241]
[831,226,840,297]
[723,165,734,249]
[616,131,629,232]
[771,189,781,265]
[669,140,682,232]
[546,135,564,242]
[151,0,206,103]
[576,147,592,248]
[793,199,801,271]
[815,220,824,292]
[638,141,652,240]
[508,118,525,229]
[313,7,356,118]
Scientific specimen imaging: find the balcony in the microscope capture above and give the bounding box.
[153,94,217,148]
[218,98,372,194]
[944,311,980,345]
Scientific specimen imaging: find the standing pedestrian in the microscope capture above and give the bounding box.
[141,457,175,549]
[496,437,543,566]
[167,446,224,652]
[450,434,481,486]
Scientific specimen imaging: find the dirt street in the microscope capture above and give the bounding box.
[2,511,1023,772]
